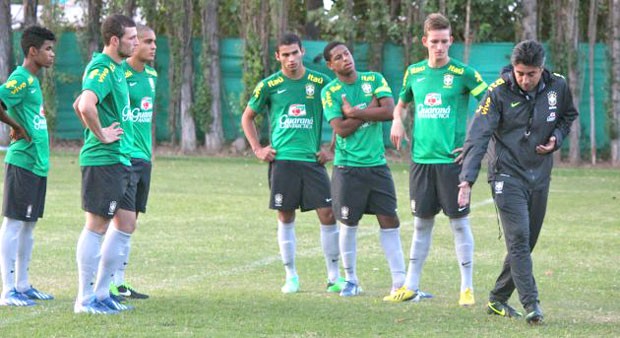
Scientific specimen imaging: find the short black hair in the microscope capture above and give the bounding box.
[323,41,346,62]
[21,25,56,56]
[101,14,136,46]
[511,40,545,67]
[277,33,302,51]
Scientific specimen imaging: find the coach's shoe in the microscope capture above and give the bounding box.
[487,301,523,318]
[339,281,362,297]
[74,298,118,314]
[21,286,54,300]
[116,283,149,299]
[326,277,347,293]
[525,302,544,325]
[458,288,475,306]
[281,276,300,294]
[0,288,36,306]
[100,296,134,312]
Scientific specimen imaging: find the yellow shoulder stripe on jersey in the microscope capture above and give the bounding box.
[9,81,27,95]
[552,72,565,79]
[252,81,264,98]
[28,76,34,85]
[145,68,158,77]
[88,69,100,79]
[125,70,133,78]
[471,82,488,97]
[322,90,333,107]
[476,96,492,115]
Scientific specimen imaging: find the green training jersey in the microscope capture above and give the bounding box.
[248,69,330,162]
[399,58,487,164]
[0,66,49,177]
[122,61,157,161]
[79,53,133,166]
[322,71,392,167]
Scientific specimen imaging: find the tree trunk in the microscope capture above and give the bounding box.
[260,0,270,76]
[610,0,620,165]
[86,0,102,59]
[23,0,38,28]
[304,0,323,40]
[439,0,446,15]
[272,0,288,40]
[203,0,224,153]
[0,0,12,147]
[463,0,471,63]
[344,0,354,52]
[124,0,137,17]
[565,0,581,164]
[179,0,196,153]
[521,0,537,40]
[587,0,598,164]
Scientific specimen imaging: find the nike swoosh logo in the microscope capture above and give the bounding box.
[325,198,332,202]
[129,82,137,87]
[30,89,36,93]
[458,206,468,212]
[277,89,287,94]
[510,102,520,108]
[117,290,131,297]
[416,77,426,82]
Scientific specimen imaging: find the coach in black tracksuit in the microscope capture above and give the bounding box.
[457,40,578,324]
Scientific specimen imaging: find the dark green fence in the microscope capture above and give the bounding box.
[12,33,609,151]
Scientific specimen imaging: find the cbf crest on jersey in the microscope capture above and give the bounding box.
[361,83,372,94]
[443,74,454,87]
[424,93,442,106]
[547,91,557,109]
[305,83,315,97]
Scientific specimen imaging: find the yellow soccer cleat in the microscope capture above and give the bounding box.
[459,288,475,306]
[383,286,415,302]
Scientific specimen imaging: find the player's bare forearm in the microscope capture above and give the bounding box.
[72,94,87,128]
[241,106,275,161]
[344,97,395,121]
[330,117,364,138]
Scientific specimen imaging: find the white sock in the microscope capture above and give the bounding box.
[277,220,297,279]
[0,218,23,298]
[405,217,434,291]
[94,226,131,300]
[16,221,36,292]
[320,223,340,282]
[380,227,406,290]
[114,238,131,286]
[76,227,103,305]
[339,223,358,284]
[450,217,474,291]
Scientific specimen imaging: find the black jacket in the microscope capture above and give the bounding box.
[459,66,579,187]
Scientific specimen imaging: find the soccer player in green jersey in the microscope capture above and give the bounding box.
[73,14,138,314]
[321,41,406,297]
[0,26,55,307]
[241,33,344,294]
[108,24,157,301]
[385,13,488,305]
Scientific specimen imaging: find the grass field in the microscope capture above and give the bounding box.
[0,152,618,337]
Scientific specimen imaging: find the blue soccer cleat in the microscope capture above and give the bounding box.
[0,288,36,306]
[340,281,362,297]
[74,298,118,314]
[100,296,134,312]
[22,286,54,300]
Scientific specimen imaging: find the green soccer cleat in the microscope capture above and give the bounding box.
[281,276,300,294]
[326,277,347,293]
